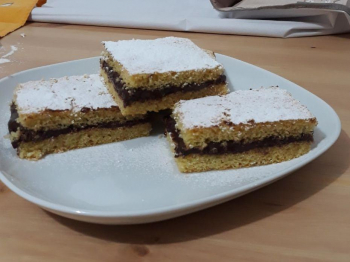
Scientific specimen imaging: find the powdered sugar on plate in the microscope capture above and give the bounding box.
[174,87,316,129]
[15,74,118,114]
[0,53,334,223]
[103,37,222,75]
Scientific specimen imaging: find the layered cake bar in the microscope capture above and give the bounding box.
[165,87,318,173]
[100,37,228,116]
[8,74,151,160]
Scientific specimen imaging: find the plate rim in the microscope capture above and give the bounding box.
[0,54,342,220]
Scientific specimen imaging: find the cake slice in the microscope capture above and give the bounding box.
[100,37,228,116]
[165,87,318,173]
[8,74,152,160]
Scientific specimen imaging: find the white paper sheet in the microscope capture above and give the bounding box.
[30,0,350,38]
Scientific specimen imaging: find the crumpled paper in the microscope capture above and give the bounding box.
[29,0,350,38]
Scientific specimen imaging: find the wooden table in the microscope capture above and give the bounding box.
[1,23,350,262]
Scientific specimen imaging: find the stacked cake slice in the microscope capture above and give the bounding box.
[165,87,317,173]
[100,37,228,116]
[8,74,151,160]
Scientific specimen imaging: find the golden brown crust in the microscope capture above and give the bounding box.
[174,117,317,149]
[102,50,224,90]
[14,102,145,131]
[101,69,228,116]
[167,133,311,173]
[12,74,136,131]
[17,123,152,160]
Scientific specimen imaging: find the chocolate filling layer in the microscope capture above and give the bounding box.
[8,104,149,149]
[101,60,226,107]
[164,117,313,157]
[8,103,20,134]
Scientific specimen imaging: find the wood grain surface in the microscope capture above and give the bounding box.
[0,23,349,262]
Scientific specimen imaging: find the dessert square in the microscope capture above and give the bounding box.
[165,87,318,173]
[100,37,228,115]
[8,74,152,160]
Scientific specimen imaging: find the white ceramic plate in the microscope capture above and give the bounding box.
[0,55,341,224]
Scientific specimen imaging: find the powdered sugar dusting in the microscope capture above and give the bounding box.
[103,37,222,75]
[174,87,316,129]
[0,45,18,64]
[0,58,10,64]
[3,45,18,58]
[15,74,118,114]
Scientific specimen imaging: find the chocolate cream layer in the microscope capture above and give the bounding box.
[165,117,313,158]
[101,60,226,107]
[8,104,149,148]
